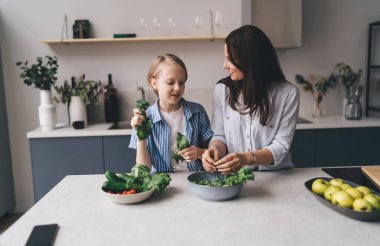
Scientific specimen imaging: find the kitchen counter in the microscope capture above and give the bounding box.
[1,168,379,246]
[26,115,380,138]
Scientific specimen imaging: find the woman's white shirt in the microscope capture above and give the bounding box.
[211,82,299,170]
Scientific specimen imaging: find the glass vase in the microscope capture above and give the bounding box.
[344,85,363,120]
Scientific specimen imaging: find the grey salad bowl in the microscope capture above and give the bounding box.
[187,171,243,201]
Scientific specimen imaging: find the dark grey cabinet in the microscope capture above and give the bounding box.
[291,127,380,167]
[29,135,136,202]
[103,136,136,173]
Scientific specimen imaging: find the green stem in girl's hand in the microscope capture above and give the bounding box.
[135,99,152,140]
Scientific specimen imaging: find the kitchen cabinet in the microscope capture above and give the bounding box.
[103,136,136,173]
[29,135,136,202]
[291,127,380,167]
[365,21,380,117]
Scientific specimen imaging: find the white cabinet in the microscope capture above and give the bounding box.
[243,0,302,48]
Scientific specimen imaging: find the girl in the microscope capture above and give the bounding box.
[129,54,213,173]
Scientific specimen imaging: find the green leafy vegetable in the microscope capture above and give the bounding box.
[148,173,171,192]
[135,99,152,140]
[103,164,171,193]
[194,167,255,187]
[172,132,190,163]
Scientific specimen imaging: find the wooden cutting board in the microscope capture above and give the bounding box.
[361,166,380,188]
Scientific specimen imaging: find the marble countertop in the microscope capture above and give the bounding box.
[1,168,379,246]
[26,115,380,138]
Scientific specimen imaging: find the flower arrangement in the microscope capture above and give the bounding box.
[295,74,338,117]
[16,56,59,90]
[54,74,105,105]
[332,63,362,92]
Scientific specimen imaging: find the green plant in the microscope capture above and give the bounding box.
[332,63,363,91]
[16,56,59,90]
[54,74,104,105]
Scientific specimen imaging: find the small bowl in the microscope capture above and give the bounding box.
[102,188,155,204]
[187,171,243,201]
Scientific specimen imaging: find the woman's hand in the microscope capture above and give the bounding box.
[178,146,204,162]
[130,108,145,128]
[214,152,250,174]
[202,148,221,172]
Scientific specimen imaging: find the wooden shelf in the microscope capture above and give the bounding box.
[41,35,226,44]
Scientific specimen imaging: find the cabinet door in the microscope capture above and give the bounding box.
[290,130,316,167]
[29,137,103,202]
[315,127,380,166]
[103,136,136,173]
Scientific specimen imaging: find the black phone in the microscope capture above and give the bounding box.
[25,223,59,246]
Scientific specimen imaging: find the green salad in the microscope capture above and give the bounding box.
[194,167,255,187]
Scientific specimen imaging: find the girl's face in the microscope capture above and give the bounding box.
[150,63,186,112]
[223,44,244,81]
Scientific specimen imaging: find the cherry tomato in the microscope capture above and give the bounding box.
[129,189,136,194]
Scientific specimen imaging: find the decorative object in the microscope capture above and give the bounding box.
[54,74,104,128]
[16,56,59,131]
[73,19,90,39]
[295,74,338,117]
[332,63,363,119]
[344,85,363,120]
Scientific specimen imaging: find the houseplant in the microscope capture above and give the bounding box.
[54,74,104,127]
[332,63,363,119]
[16,55,59,131]
[295,74,338,117]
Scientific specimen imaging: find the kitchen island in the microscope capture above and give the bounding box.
[1,168,379,246]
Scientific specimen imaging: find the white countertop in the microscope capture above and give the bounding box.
[26,115,380,138]
[1,169,379,246]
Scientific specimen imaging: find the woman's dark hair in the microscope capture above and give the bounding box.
[219,25,285,125]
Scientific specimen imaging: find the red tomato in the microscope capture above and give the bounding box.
[129,189,136,194]
[122,191,129,195]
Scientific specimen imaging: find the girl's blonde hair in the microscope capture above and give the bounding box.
[147,54,188,95]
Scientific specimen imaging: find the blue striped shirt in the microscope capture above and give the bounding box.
[129,98,213,173]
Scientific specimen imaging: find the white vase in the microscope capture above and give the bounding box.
[38,90,57,131]
[69,96,87,127]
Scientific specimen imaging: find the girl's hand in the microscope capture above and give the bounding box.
[178,146,204,162]
[214,152,250,174]
[130,108,145,128]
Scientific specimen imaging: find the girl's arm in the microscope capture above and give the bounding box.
[136,139,152,169]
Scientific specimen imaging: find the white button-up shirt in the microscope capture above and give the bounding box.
[211,81,299,170]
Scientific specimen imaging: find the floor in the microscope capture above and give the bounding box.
[0,213,23,235]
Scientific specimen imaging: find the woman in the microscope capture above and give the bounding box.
[202,25,299,173]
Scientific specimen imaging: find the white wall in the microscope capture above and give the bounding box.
[1,0,380,212]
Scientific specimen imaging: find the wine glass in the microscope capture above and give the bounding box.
[194,16,203,29]
[214,11,223,27]
[153,17,161,29]
[140,18,148,30]
[168,17,176,29]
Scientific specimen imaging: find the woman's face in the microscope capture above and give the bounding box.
[223,44,244,81]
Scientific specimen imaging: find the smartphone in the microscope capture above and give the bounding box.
[25,224,59,246]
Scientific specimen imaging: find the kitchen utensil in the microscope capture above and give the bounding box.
[361,166,380,189]
[305,177,380,221]
[187,171,243,201]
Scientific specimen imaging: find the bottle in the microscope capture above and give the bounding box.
[104,74,119,123]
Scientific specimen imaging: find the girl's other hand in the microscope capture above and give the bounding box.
[178,146,204,162]
[130,108,145,128]
[214,152,248,174]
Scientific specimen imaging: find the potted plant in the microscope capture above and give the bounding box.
[332,63,363,119]
[16,56,59,131]
[295,74,338,117]
[54,74,104,128]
